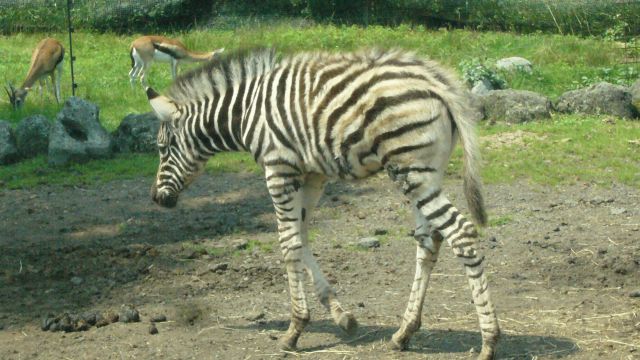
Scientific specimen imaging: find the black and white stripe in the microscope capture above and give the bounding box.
[147,48,499,358]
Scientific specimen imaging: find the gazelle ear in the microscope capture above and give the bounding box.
[146,87,178,122]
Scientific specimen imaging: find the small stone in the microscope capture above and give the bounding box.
[75,319,90,331]
[149,323,158,335]
[232,239,249,250]
[70,276,83,286]
[119,305,140,323]
[244,311,265,322]
[41,315,56,331]
[81,311,98,326]
[150,314,167,323]
[610,207,627,215]
[357,237,380,249]
[629,290,640,298]
[210,263,229,273]
[357,302,365,308]
[104,311,119,324]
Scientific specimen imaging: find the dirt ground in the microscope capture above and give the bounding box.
[0,167,639,359]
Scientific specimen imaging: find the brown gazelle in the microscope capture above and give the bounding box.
[6,38,64,110]
[128,35,224,87]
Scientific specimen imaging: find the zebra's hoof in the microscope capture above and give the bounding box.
[337,312,358,336]
[278,337,298,352]
[389,333,409,351]
[477,346,497,360]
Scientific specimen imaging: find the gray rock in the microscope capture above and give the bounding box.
[610,207,627,215]
[111,112,160,153]
[15,115,50,159]
[471,78,493,95]
[119,305,140,323]
[0,121,18,165]
[244,311,265,321]
[357,237,380,249]
[555,82,637,119]
[496,57,533,74]
[48,97,112,166]
[150,314,167,323]
[233,239,249,250]
[631,79,640,114]
[481,90,552,123]
[468,92,486,123]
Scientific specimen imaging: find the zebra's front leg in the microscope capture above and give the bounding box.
[391,207,442,350]
[266,168,311,351]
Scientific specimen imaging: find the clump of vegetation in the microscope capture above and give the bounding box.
[572,66,639,89]
[458,58,507,90]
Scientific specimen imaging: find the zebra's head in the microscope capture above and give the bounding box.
[146,87,205,208]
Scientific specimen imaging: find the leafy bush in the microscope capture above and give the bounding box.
[459,58,507,90]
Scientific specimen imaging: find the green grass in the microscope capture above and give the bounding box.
[0,25,638,190]
[479,116,640,187]
[0,25,630,127]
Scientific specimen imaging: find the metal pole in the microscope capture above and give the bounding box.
[66,0,77,96]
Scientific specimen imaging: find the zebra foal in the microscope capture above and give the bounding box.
[145,48,499,358]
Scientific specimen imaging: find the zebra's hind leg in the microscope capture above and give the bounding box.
[415,189,500,359]
[390,206,443,350]
[300,174,357,335]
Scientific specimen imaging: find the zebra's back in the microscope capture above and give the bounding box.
[248,49,473,180]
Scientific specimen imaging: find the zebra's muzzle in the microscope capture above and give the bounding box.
[151,184,178,208]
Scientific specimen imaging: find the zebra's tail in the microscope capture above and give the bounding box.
[448,94,487,227]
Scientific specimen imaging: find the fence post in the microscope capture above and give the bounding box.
[66,0,77,96]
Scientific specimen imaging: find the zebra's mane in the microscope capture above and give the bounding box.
[167,47,278,103]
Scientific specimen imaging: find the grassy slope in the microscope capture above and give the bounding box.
[0,25,638,189]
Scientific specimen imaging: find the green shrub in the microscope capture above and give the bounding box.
[459,58,507,89]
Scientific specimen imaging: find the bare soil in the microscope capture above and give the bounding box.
[0,171,639,359]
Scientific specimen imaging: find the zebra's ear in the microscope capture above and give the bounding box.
[146,87,177,122]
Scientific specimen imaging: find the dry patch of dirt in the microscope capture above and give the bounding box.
[481,130,545,150]
[0,172,639,359]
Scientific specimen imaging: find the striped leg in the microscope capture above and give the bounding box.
[300,174,357,335]
[416,189,500,359]
[390,207,443,350]
[265,166,309,351]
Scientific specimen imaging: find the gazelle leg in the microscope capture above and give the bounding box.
[391,206,442,350]
[171,59,178,80]
[140,64,150,88]
[300,174,357,335]
[128,65,139,88]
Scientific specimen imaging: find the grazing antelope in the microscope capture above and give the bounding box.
[128,35,224,87]
[6,38,64,109]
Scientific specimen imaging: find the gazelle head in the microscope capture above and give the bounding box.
[209,48,225,60]
[5,83,29,110]
[146,87,206,208]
